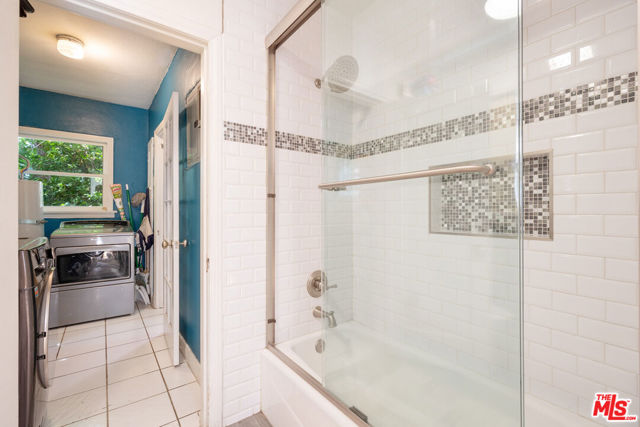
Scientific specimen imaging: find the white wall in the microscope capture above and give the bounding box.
[220,0,299,424]
[0,1,20,424]
[522,1,639,424]
[45,0,222,45]
[275,148,323,343]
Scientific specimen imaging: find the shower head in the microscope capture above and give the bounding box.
[315,55,359,93]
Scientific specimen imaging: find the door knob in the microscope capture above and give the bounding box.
[162,239,170,249]
[176,239,188,247]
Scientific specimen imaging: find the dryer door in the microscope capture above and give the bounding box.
[55,244,131,286]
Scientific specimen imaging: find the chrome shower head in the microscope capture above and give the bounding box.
[315,55,359,93]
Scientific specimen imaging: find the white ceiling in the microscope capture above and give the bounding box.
[19,1,177,109]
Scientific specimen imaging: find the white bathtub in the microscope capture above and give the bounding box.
[261,349,358,427]
[275,328,323,381]
[265,321,523,427]
[267,322,609,427]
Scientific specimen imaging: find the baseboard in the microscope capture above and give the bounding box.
[179,334,201,384]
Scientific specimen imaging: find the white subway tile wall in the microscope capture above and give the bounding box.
[273,13,325,345]
[219,0,639,425]
[222,1,299,424]
[522,0,638,424]
[325,2,523,412]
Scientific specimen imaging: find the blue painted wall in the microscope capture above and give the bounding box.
[149,49,201,360]
[19,87,149,236]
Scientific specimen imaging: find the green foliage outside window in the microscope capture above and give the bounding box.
[19,137,105,207]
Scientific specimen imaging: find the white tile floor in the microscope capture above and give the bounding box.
[46,303,201,426]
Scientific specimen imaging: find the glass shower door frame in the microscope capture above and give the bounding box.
[264,1,370,426]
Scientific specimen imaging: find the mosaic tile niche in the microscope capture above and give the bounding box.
[430,153,551,239]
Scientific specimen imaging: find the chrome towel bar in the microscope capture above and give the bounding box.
[318,163,496,191]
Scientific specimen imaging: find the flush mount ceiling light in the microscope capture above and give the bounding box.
[56,34,84,59]
[484,0,518,20]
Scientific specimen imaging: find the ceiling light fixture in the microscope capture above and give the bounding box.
[484,0,518,20]
[56,34,84,60]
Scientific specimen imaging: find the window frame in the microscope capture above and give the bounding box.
[19,126,115,218]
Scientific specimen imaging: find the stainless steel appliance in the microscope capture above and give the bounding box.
[19,237,53,427]
[49,220,135,328]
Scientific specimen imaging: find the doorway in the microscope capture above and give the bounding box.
[17,1,207,425]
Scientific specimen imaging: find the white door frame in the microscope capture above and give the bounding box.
[30,2,225,426]
[154,91,181,365]
[152,124,165,310]
[147,137,156,304]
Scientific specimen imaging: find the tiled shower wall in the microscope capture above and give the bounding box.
[336,0,523,398]
[221,0,295,423]
[219,0,639,425]
[273,12,324,345]
[345,0,639,425]
[522,0,639,424]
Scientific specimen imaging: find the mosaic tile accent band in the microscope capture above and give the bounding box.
[352,72,635,158]
[351,104,517,158]
[223,122,351,158]
[224,71,636,160]
[430,153,551,239]
[523,72,636,124]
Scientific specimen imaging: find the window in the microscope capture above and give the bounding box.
[19,127,114,218]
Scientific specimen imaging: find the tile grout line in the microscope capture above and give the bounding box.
[48,358,105,381]
[60,411,108,427]
[57,321,152,361]
[106,307,162,424]
[46,383,106,403]
[46,367,185,407]
[105,307,151,424]
[139,302,182,425]
[108,389,168,413]
[56,338,141,361]
[102,372,197,421]
[51,312,171,425]
[55,306,179,424]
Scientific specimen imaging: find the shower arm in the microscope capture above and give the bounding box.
[318,163,496,191]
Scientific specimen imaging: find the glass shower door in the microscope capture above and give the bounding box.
[320,1,522,426]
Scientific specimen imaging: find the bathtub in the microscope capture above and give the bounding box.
[261,349,358,427]
[264,321,523,427]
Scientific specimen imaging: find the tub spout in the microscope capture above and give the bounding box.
[313,306,337,328]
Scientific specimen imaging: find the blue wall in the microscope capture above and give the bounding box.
[19,87,149,235]
[149,49,201,360]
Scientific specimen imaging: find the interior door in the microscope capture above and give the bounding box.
[149,137,162,309]
[153,129,164,309]
[153,92,180,366]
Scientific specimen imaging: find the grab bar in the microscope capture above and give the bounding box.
[318,163,496,191]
